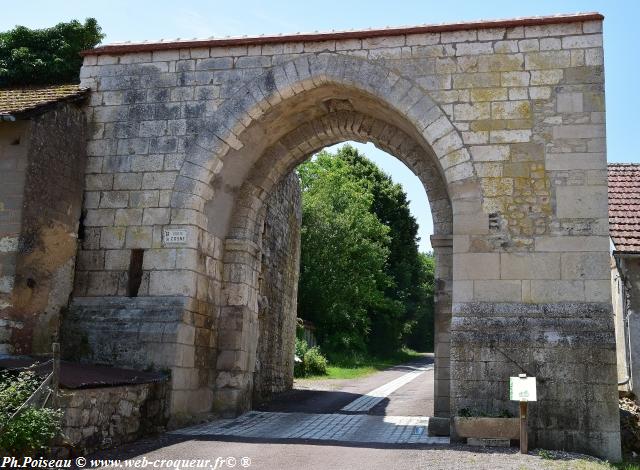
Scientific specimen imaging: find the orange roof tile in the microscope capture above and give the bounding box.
[0,84,88,119]
[609,164,640,253]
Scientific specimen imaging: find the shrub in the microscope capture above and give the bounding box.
[294,339,328,377]
[303,347,328,376]
[294,338,308,377]
[0,370,62,456]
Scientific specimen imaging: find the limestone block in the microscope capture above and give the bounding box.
[500,252,561,280]
[501,71,530,87]
[454,103,490,121]
[490,129,531,143]
[552,124,605,139]
[530,280,584,302]
[561,252,610,280]
[456,42,493,56]
[473,280,521,302]
[85,209,116,227]
[149,270,197,296]
[586,48,604,66]
[143,249,177,270]
[101,227,127,249]
[100,191,129,209]
[114,173,143,190]
[105,250,130,270]
[562,34,602,49]
[115,208,143,226]
[453,253,499,280]
[86,174,114,191]
[546,152,605,171]
[494,40,519,54]
[142,172,177,190]
[441,30,476,43]
[535,236,609,252]
[142,208,171,225]
[470,88,508,102]
[556,185,608,219]
[518,39,539,52]
[491,100,531,120]
[129,190,160,208]
[131,155,164,172]
[529,86,551,100]
[470,145,510,161]
[126,226,153,248]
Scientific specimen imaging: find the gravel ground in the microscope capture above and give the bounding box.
[85,435,614,470]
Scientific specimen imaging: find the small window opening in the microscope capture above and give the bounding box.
[10,138,20,145]
[77,210,86,241]
[128,249,144,297]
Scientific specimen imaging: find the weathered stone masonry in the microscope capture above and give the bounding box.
[0,99,87,355]
[253,172,301,403]
[67,13,619,459]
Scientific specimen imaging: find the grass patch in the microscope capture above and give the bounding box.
[303,348,424,380]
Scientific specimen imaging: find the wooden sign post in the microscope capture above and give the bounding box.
[510,373,536,454]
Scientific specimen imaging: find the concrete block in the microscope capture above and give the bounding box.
[467,438,511,447]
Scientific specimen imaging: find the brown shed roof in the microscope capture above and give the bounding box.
[609,164,640,254]
[82,12,603,56]
[0,84,89,120]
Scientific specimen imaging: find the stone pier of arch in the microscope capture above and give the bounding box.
[61,13,619,459]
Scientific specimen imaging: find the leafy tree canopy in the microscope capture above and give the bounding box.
[297,144,435,358]
[0,18,104,86]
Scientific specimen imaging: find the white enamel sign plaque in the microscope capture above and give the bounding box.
[163,228,187,245]
[509,375,537,402]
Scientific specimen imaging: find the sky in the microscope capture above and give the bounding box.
[3,0,637,252]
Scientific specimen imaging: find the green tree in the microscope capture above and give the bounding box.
[297,154,396,356]
[333,145,433,353]
[405,252,436,352]
[297,144,436,357]
[0,18,104,86]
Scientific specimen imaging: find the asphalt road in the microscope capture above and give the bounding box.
[83,355,605,469]
[256,354,435,415]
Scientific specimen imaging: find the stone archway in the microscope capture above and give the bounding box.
[166,54,478,418]
[69,13,620,459]
[214,108,455,417]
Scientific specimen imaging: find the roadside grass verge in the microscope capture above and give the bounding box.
[303,348,425,380]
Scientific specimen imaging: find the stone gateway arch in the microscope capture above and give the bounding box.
[63,13,619,459]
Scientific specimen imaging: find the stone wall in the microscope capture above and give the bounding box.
[253,172,301,403]
[58,381,169,454]
[0,103,86,355]
[0,122,29,354]
[613,255,640,393]
[74,14,619,459]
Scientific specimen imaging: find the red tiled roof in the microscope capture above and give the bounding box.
[609,164,640,253]
[0,84,89,119]
[82,12,603,56]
